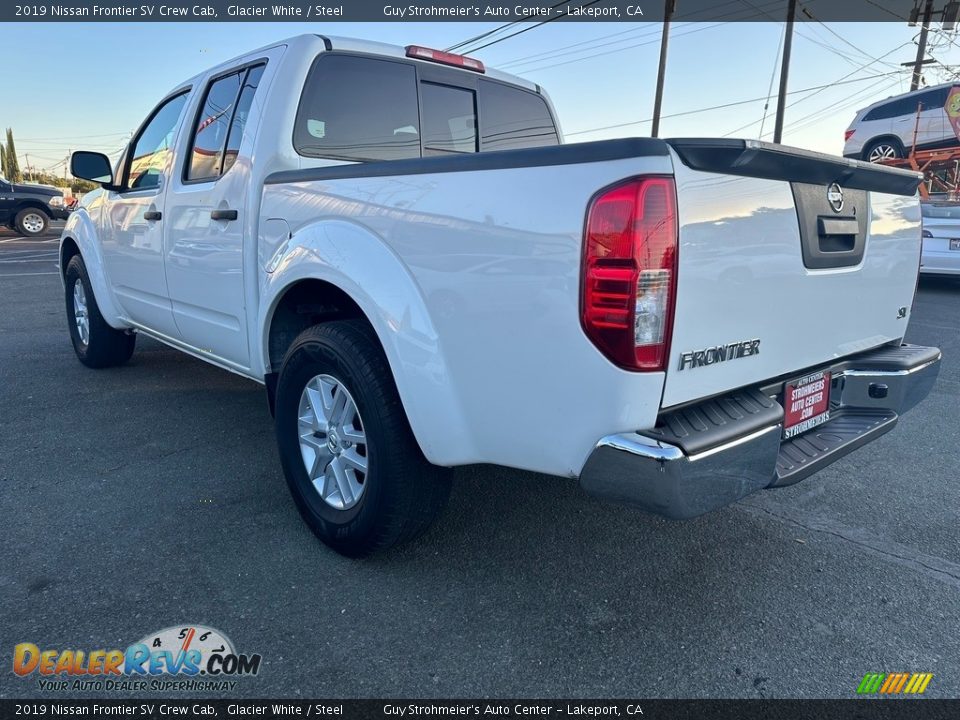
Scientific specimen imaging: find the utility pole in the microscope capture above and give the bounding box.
[773,0,797,144]
[651,0,677,138]
[911,0,936,91]
[25,153,31,182]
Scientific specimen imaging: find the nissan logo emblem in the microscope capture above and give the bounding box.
[827,183,844,213]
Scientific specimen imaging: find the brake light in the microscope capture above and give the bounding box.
[845,129,855,141]
[405,45,485,73]
[581,177,678,371]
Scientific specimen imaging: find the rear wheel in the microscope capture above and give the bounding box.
[64,255,136,368]
[863,138,904,163]
[274,320,450,557]
[15,208,49,237]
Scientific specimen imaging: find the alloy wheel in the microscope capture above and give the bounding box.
[297,374,369,510]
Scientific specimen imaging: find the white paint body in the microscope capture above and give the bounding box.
[62,34,923,480]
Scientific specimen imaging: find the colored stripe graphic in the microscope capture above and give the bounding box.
[857,673,886,694]
[858,672,933,694]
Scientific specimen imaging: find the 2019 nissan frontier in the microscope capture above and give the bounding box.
[62,34,940,556]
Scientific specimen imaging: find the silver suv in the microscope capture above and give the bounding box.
[844,83,958,162]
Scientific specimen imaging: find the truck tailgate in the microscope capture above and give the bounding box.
[661,140,923,408]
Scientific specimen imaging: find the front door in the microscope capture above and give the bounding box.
[164,54,276,369]
[102,91,190,335]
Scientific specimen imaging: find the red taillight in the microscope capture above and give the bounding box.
[845,129,855,141]
[581,177,678,372]
[405,45,485,73]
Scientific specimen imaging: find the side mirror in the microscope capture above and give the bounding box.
[71,151,115,187]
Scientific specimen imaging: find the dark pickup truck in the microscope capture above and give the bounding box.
[0,176,69,236]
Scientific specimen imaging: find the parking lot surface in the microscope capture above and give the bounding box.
[1,225,958,699]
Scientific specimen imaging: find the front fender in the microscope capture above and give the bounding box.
[259,219,474,467]
[60,205,127,330]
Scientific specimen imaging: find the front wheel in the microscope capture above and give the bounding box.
[15,208,49,237]
[274,320,450,557]
[64,255,136,368]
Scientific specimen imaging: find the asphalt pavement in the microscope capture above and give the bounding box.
[0,224,958,699]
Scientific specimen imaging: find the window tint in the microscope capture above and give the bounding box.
[865,89,950,121]
[295,55,420,161]
[422,83,477,155]
[223,65,265,175]
[865,98,908,121]
[127,93,189,190]
[188,71,243,181]
[479,81,559,151]
[919,87,950,110]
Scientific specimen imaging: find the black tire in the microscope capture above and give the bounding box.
[274,320,450,557]
[64,255,136,368]
[15,208,49,237]
[863,138,904,163]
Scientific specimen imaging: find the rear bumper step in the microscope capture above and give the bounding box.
[579,344,941,519]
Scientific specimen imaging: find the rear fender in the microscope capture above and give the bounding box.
[259,219,473,466]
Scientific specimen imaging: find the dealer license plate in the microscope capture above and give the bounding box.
[783,370,831,440]
[950,238,960,250]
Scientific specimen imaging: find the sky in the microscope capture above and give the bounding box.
[4,19,960,174]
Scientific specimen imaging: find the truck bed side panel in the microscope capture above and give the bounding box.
[261,147,673,476]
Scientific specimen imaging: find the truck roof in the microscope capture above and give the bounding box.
[172,33,539,97]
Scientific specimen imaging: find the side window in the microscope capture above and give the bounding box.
[864,98,912,122]
[919,87,949,111]
[294,55,420,162]
[223,65,265,175]
[187,63,265,181]
[862,104,888,122]
[892,96,923,117]
[421,82,477,156]
[126,92,189,190]
[478,81,559,151]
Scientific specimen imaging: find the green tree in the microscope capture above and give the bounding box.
[5,128,22,182]
[0,144,6,178]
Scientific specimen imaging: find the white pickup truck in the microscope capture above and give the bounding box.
[64,34,941,556]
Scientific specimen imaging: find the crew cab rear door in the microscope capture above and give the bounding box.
[163,46,283,369]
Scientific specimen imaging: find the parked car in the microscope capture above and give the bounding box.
[63,35,940,557]
[921,196,960,275]
[844,82,959,162]
[0,174,69,236]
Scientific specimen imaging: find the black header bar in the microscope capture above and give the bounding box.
[2,700,959,720]
[0,0,940,23]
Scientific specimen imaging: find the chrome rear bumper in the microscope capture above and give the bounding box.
[579,344,941,519]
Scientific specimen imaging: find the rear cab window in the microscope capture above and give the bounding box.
[294,53,559,162]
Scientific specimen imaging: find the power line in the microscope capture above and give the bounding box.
[720,39,914,137]
[759,24,787,138]
[564,71,902,138]
[496,0,786,73]
[446,0,570,53]
[458,0,609,55]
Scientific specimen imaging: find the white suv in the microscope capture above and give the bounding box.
[844,83,958,162]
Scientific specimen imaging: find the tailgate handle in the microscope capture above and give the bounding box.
[817,216,859,254]
[818,217,858,236]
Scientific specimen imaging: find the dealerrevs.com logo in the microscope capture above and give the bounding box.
[13,625,262,692]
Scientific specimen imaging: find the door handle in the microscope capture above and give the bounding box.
[211,209,238,221]
[144,210,162,221]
